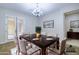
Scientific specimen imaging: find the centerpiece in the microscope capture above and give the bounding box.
[35,26,41,40]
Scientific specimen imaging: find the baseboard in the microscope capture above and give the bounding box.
[0,40,14,44]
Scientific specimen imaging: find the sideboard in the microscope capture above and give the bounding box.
[67,32,79,39]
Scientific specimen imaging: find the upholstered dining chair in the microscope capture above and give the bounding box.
[47,39,66,55]
[16,36,41,55]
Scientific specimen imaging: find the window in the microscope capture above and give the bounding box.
[8,17,16,35]
[7,16,16,39]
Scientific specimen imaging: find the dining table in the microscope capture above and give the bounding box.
[19,34,59,55]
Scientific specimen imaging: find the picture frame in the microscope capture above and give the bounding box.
[70,20,79,28]
[43,20,54,28]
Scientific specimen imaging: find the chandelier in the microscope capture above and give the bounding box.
[32,3,43,16]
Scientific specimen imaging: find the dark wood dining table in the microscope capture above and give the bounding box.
[19,34,59,55]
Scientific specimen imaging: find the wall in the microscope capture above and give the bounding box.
[63,4,79,38]
[0,8,38,44]
[40,10,64,40]
[24,14,39,34]
[40,4,79,40]
[65,13,79,37]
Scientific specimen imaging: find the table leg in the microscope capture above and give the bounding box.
[41,48,47,55]
[57,40,59,50]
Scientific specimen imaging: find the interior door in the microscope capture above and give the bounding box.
[17,18,24,35]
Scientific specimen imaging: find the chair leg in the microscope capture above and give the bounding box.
[16,50,19,55]
[46,49,48,55]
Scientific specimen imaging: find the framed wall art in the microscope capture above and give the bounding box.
[43,20,54,28]
[70,20,79,28]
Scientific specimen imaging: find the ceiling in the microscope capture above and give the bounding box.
[0,3,79,16]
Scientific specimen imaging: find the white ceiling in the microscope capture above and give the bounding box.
[0,3,79,16]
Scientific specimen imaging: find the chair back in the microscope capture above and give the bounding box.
[16,36,28,55]
[15,36,20,54]
[36,26,41,33]
[19,39,28,54]
[60,40,66,54]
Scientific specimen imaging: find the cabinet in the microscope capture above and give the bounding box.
[67,32,79,39]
